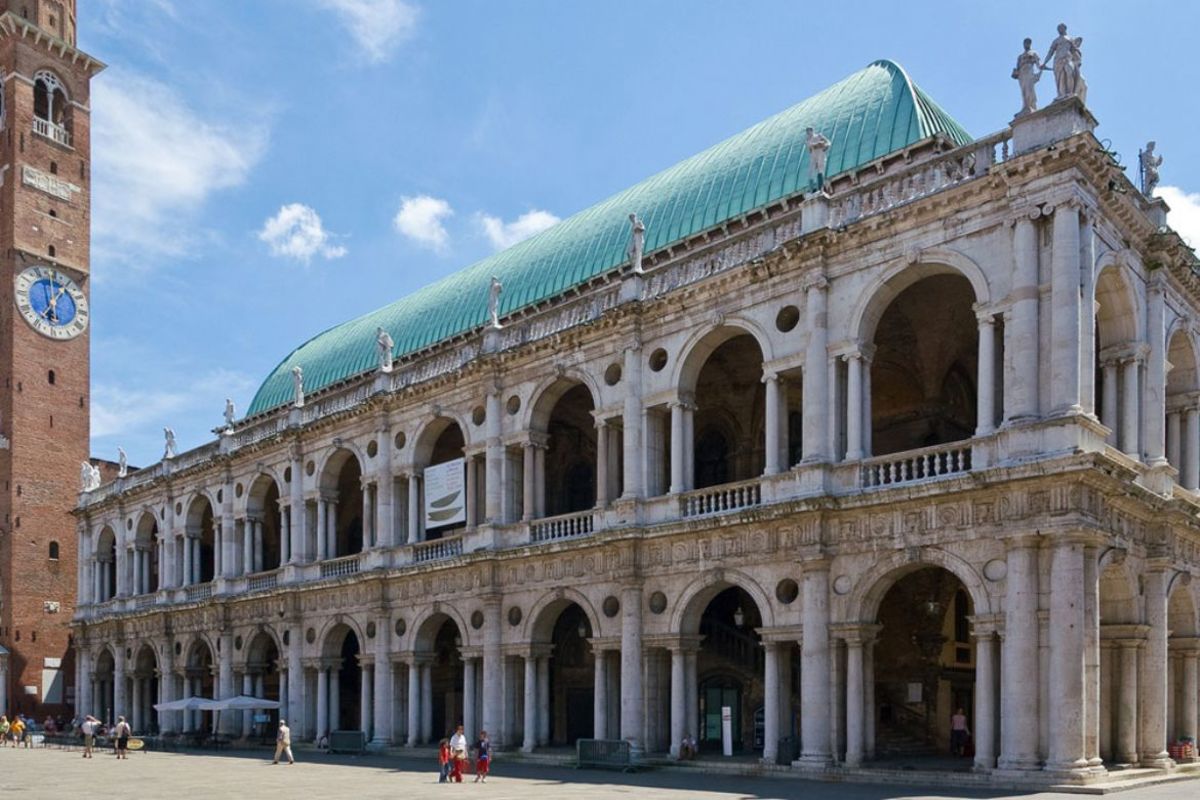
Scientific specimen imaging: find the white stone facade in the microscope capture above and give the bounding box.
[72,98,1200,781]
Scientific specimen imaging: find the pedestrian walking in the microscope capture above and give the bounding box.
[272,719,294,765]
[473,730,491,783]
[950,707,970,757]
[437,738,451,783]
[10,715,25,747]
[81,715,99,758]
[449,724,467,783]
[113,716,131,759]
[0,715,9,747]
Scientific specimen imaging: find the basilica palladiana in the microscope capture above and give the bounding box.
[72,47,1200,784]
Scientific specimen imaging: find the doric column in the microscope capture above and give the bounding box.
[485,389,503,523]
[620,584,644,752]
[242,674,254,737]
[1185,406,1200,491]
[406,658,420,746]
[1007,213,1040,421]
[316,667,329,741]
[976,310,996,435]
[287,626,303,733]
[1121,356,1142,458]
[1167,410,1182,474]
[521,443,536,521]
[523,654,538,752]
[420,662,432,742]
[844,353,864,460]
[360,661,373,738]
[406,475,421,543]
[1046,537,1088,774]
[1101,361,1119,444]
[762,641,780,763]
[217,633,234,734]
[593,646,608,740]
[371,616,391,747]
[593,418,609,507]
[1144,277,1167,464]
[844,634,867,767]
[181,533,193,587]
[537,656,550,745]
[973,627,998,770]
[802,274,830,460]
[999,536,1040,771]
[462,657,477,742]
[1049,201,1082,414]
[315,498,328,559]
[622,342,645,498]
[1084,545,1102,768]
[799,558,831,767]
[1140,567,1170,766]
[481,597,503,746]
[289,445,305,563]
[1181,651,1199,743]
[669,401,686,494]
[1117,640,1140,763]
[763,372,783,475]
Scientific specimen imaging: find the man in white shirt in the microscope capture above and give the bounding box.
[273,719,294,765]
[80,715,98,759]
[449,724,468,782]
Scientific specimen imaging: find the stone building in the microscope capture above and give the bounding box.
[72,55,1200,782]
[0,0,101,720]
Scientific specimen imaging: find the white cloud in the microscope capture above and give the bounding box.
[1158,186,1200,249]
[478,209,560,250]
[393,195,453,251]
[316,0,419,62]
[258,203,347,263]
[92,70,267,262]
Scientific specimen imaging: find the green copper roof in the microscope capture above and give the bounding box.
[247,60,970,417]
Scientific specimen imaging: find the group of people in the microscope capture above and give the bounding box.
[438,725,492,784]
[0,715,29,746]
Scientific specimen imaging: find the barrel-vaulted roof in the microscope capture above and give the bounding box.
[247,59,970,416]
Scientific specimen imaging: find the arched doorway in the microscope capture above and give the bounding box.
[243,631,282,739]
[246,475,284,572]
[93,648,115,722]
[527,599,596,747]
[532,380,599,516]
[412,612,464,743]
[319,451,363,558]
[695,586,765,754]
[1167,581,1197,746]
[1098,558,1139,765]
[184,640,216,733]
[132,645,158,733]
[870,275,978,457]
[321,624,362,734]
[871,567,975,762]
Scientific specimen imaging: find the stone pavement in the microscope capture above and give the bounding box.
[5,747,1200,800]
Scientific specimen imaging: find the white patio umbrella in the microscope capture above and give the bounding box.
[152,696,222,712]
[211,695,281,711]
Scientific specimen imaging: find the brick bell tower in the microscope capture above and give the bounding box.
[0,0,102,719]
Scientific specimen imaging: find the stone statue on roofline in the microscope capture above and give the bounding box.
[1140,141,1163,197]
[163,427,177,460]
[80,461,96,492]
[1041,23,1084,102]
[488,276,503,329]
[805,127,831,190]
[91,463,102,490]
[223,398,236,431]
[292,365,305,407]
[376,327,395,372]
[1012,37,1042,116]
[627,213,646,274]
[117,447,128,478]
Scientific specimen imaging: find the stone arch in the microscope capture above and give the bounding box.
[410,604,471,652]
[242,626,283,670]
[184,633,217,666]
[1168,574,1197,637]
[1167,326,1200,395]
[1094,262,1141,349]
[133,510,158,544]
[849,548,992,623]
[849,251,990,345]
[673,320,774,393]
[525,587,603,643]
[671,567,776,635]
[1099,554,1140,624]
[241,467,284,514]
[317,617,366,659]
[316,446,365,492]
[526,369,603,433]
[412,413,473,467]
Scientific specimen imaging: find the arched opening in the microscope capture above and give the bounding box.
[870,275,978,457]
[184,496,216,584]
[411,613,464,743]
[184,640,216,733]
[95,526,116,601]
[685,332,767,490]
[871,566,975,763]
[33,70,69,130]
[1094,266,1141,454]
[1098,559,1138,764]
[321,624,362,735]
[693,586,765,754]
[319,450,363,558]
[93,648,115,723]
[414,419,468,541]
[1167,582,1197,745]
[246,475,284,572]
[532,380,599,517]
[529,599,597,747]
[243,632,282,740]
[1166,330,1199,489]
[132,645,159,734]
[134,512,159,595]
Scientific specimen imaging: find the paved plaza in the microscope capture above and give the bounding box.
[4,747,1200,800]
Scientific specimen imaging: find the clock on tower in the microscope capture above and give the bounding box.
[0,1,103,720]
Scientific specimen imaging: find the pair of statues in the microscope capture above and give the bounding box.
[79,461,102,492]
[1012,23,1087,116]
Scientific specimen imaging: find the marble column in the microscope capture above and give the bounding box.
[844,354,864,460]
[288,448,305,563]
[843,636,865,767]
[595,419,609,506]
[523,655,538,752]
[1181,652,1199,743]
[799,559,832,766]
[1046,538,1088,774]
[537,657,550,745]
[360,663,373,738]
[1049,202,1082,414]
[522,444,536,521]
[407,475,421,543]
[1084,545,1102,768]
[1144,279,1167,464]
[1121,357,1141,458]
[763,373,783,475]
[669,648,685,758]
[113,651,128,725]
[594,647,609,740]
[242,674,254,737]
[620,584,644,752]
[1185,407,1200,491]
[974,630,998,770]
[287,628,303,734]
[420,663,432,742]
[802,274,830,459]
[316,668,329,741]
[669,402,685,494]
[999,538,1040,771]
[1007,215,1040,421]
[482,598,503,746]
[406,659,420,746]
[463,658,477,743]
[1117,641,1140,764]
[763,641,780,763]
[621,344,644,499]
[1167,411,1182,477]
[1101,362,1119,444]
[485,391,503,523]
[1141,568,1170,766]
[684,650,698,746]
[182,535,193,587]
[371,618,391,747]
[976,312,996,435]
[315,499,328,560]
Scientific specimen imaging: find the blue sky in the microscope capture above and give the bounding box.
[79,0,1200,467]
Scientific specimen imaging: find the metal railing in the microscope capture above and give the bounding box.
[860,441,972,488]
[679,478,762,518]
[32,116,71,147]
[530,509,594,543]
[413,535,463,564]
[319,555,361,579]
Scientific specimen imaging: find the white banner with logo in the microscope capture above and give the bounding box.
[424,457,466,530]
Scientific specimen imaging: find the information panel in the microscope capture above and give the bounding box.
[424,457,466,530]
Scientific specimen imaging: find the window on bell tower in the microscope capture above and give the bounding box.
[33,70,71,146]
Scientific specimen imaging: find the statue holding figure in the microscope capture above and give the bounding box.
[1011,37,1042,116]
[163,428,177,460]
[488,276,503,329]
[117,447,128,478]
[627,213,646,274]
[376,327,395,372]
[223,398,236,431]
[292,366,305,407]
[1140,141,1163,196]
[805,127,832,188]
[80,461,96,492]
[1041,23,1082,101]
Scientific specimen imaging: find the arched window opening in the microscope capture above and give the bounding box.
[1165,329,1198,489]
[692,334,765,489]
[32,71,70,146]
[316,450,364,558]
[544,384,597,517]
[48,540,59,560]
[246,475,284,573]
[135,512,160,594]
[1094,266,1140,455]
[424,424,466,540]
[184,496,216,585]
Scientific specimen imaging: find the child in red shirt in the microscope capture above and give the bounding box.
[438,739,451,783]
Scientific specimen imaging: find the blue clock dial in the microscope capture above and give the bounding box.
[28,277,78,327]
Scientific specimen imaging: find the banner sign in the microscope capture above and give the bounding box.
[424,457,466,530]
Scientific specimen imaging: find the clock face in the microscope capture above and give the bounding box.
[15,265,89,340]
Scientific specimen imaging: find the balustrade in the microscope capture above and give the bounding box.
[319,555,361,578]
[530,510,595,543]
[32,117,71,147]
[860,442,973,488]
[679,478,762,518]
[413,535,463,563]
